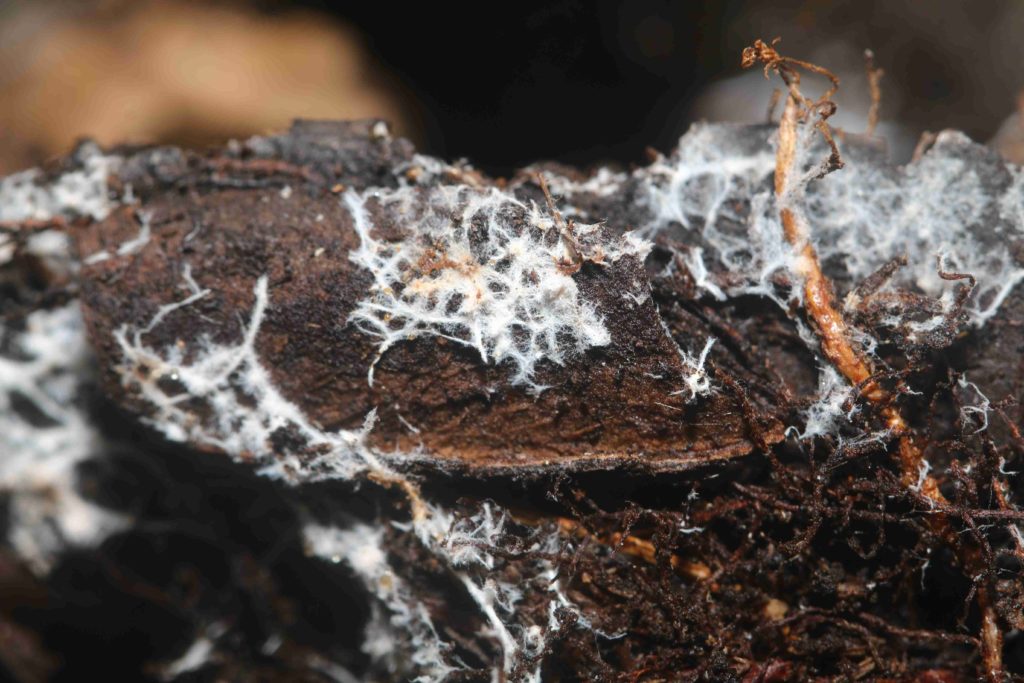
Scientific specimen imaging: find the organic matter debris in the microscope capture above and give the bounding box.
[1,49,1024,681]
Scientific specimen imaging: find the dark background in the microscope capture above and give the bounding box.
[325,0,1024,172]
[1,0,1023,175]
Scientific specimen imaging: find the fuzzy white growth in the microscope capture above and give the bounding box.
[634,125,1024,326]
[541,167,627,199]
[345,187,628,389]
[83,211,152,265]
[113,271,389,483]
[434,502,589,681]
[115,272,586,679]
[670,337,716,401]
[802,132,1024,326]
[637,125,794,306]
[636,122,1024,440]
[0,143,120,269]
[436,506,526,675]
[911,458,933,496]
[0,158,130,572]
[19,230,80,279]
[113,270,597,679]
[393,154,469,187]
[640,124,776,241]
[459,575,521,676]
[306,501,594,682]
[303,523,458,682]
[0,303,127,573]
[956,375,991,434]
[435,501,506,568]
[681,247,727,301]
[0,142,118,223]
[599,228,654,264]
[794,365,859,440]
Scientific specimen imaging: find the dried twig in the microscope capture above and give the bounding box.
[536,172,582,267]
[864,49,884,137]
[912,131,938,163]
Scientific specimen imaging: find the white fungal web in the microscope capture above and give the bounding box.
[0,302,128,574]
[303,522,459,682]
[0,146,127,574]
[788,365,859,441]
[392,153,472,188]
[632,121,1024,439]
[543,167,626,199]
[428,504,602,683]
[0,142,118,223]
[639,123,776,241]
[675,337,715,401]
[113,267,598,681]
[804,131,1024,328]
[658,314,716,402]
[83,210,152,265]
[345,185,644,390]
[112,269,391,483]
[16,122,1023,673]
[634,123,1024,327]
[956,375,991,435]
[0,142,120,269]
[636,124,797,307]
[304,502,605,683]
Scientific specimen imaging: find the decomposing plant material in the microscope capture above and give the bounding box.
[743,37,1006,680]
[1,47,1024,682]
[77,138,775,474]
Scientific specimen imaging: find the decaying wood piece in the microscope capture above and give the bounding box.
[76,120,783,474]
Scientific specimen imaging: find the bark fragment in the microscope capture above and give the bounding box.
[77,121,783,474]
